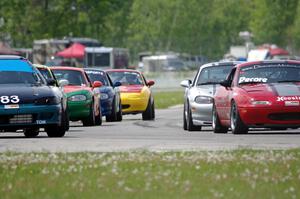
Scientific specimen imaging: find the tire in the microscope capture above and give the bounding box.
[24,128,39,138]
[230,101,248,134]
[64,109,70,131]
[116,99,123,121]
[183,102,188,130]
[151,101,155,120]
[95,106,102,125]
[46,109,67,137]
[212,104,228,133]
[82,103,95,126]
[106,98,117,122]
[142,99,154,120]
[186,102,202,131]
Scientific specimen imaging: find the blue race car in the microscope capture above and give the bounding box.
[84,68,122,122]
[0,56,68,137]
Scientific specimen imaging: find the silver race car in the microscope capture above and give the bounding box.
[181,61,242,131]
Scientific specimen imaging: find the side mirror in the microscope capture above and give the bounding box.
[93,81,103,88]
[58,79,69,87]
[46,78,57,86]
[220,80,230,87]
[113,81,122,87]
[147,80,155,87]
[180,79,192,88]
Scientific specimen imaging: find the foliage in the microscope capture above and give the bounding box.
[1,0,300,60]
[153,90,184,109]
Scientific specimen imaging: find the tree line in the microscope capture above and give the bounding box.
[1,0,300,61]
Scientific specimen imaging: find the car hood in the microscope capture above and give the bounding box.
[241,83,300,103]
[119,85,144,93]
[190,84,220,97]
[63,85,90,93]
[0,85,55,104]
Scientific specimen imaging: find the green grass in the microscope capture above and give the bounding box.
[1,150,300,199]
[154,90,184,109]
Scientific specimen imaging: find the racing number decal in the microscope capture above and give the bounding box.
[0,95,20,104]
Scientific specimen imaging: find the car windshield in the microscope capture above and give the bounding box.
[108,71,143,85]
[52,70,86,86]
[37,68,53,80]
[238,64,300,85]
[0,71,43,85]
[85,70,109,86]
[196,65,233,85]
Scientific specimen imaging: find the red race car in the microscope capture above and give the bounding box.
[212,60,300,134]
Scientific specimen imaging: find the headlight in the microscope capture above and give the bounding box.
[194,96,213,104]
[100,93,109,100]
[251,100,271,105]
[35,96,60,105]
[68,95,87,102]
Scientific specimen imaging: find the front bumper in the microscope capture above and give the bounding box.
[67,99,92,121]
[121,93,148,113]
[0,104,61,130]
[239,106,300,128]
[190,101,213,125]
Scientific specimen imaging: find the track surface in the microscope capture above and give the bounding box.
[0,105,300,152]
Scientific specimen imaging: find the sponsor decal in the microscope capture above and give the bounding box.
[86,71,104,75]
[36,120,46,124]
[4,104,19,109]
[239,77,268,84]
[277,96,300,101]
[285,101,299,106]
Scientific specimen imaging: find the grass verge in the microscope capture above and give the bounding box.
[153,90,184,109]
[1,150,300,199]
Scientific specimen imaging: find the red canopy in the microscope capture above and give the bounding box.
[0,42,20,55]
[269,48,289,56]
[56,43,85,59]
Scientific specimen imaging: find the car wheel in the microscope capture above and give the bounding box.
[142,99,154,120]
[230,101,248,134]
[24,128,39,138]
[95,106,102,125]
[64,109,70,131]
[186,102,202,131]
[116,99,123,121]
[183,102,188,130]
[46,112,66,137]
[151,100,155,120]
[82,103,95,126]
[106,98,117,122]
[212,104,228,133]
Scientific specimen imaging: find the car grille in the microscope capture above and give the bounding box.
[268,113,300,121]
[0,114,35,124]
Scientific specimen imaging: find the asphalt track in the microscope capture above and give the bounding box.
[0,105,300,152]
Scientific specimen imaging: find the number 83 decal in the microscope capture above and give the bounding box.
[0,95,20,104]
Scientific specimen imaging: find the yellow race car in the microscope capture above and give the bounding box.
[106,69,155,120]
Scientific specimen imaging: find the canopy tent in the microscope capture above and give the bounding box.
[56,43,85,59]
[0,42,20,55]
[269,47,289,56]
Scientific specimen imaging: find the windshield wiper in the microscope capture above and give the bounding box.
[238,81,264,85]
[277,80,299,83]
[197,81,219,86]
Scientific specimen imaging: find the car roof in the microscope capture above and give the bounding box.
[0,55,26,60]
[84,68,105,73]
[200,61,243,69]
[106,69,141,74]
[50,66,85,72]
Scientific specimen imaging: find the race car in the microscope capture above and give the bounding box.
[0,56,68,137]
[34,64,69,131]
[51,66,102,126]
[106,69,155,120]
[84,68,122,122]
[212,60,300,134]
[180,61,242,131]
